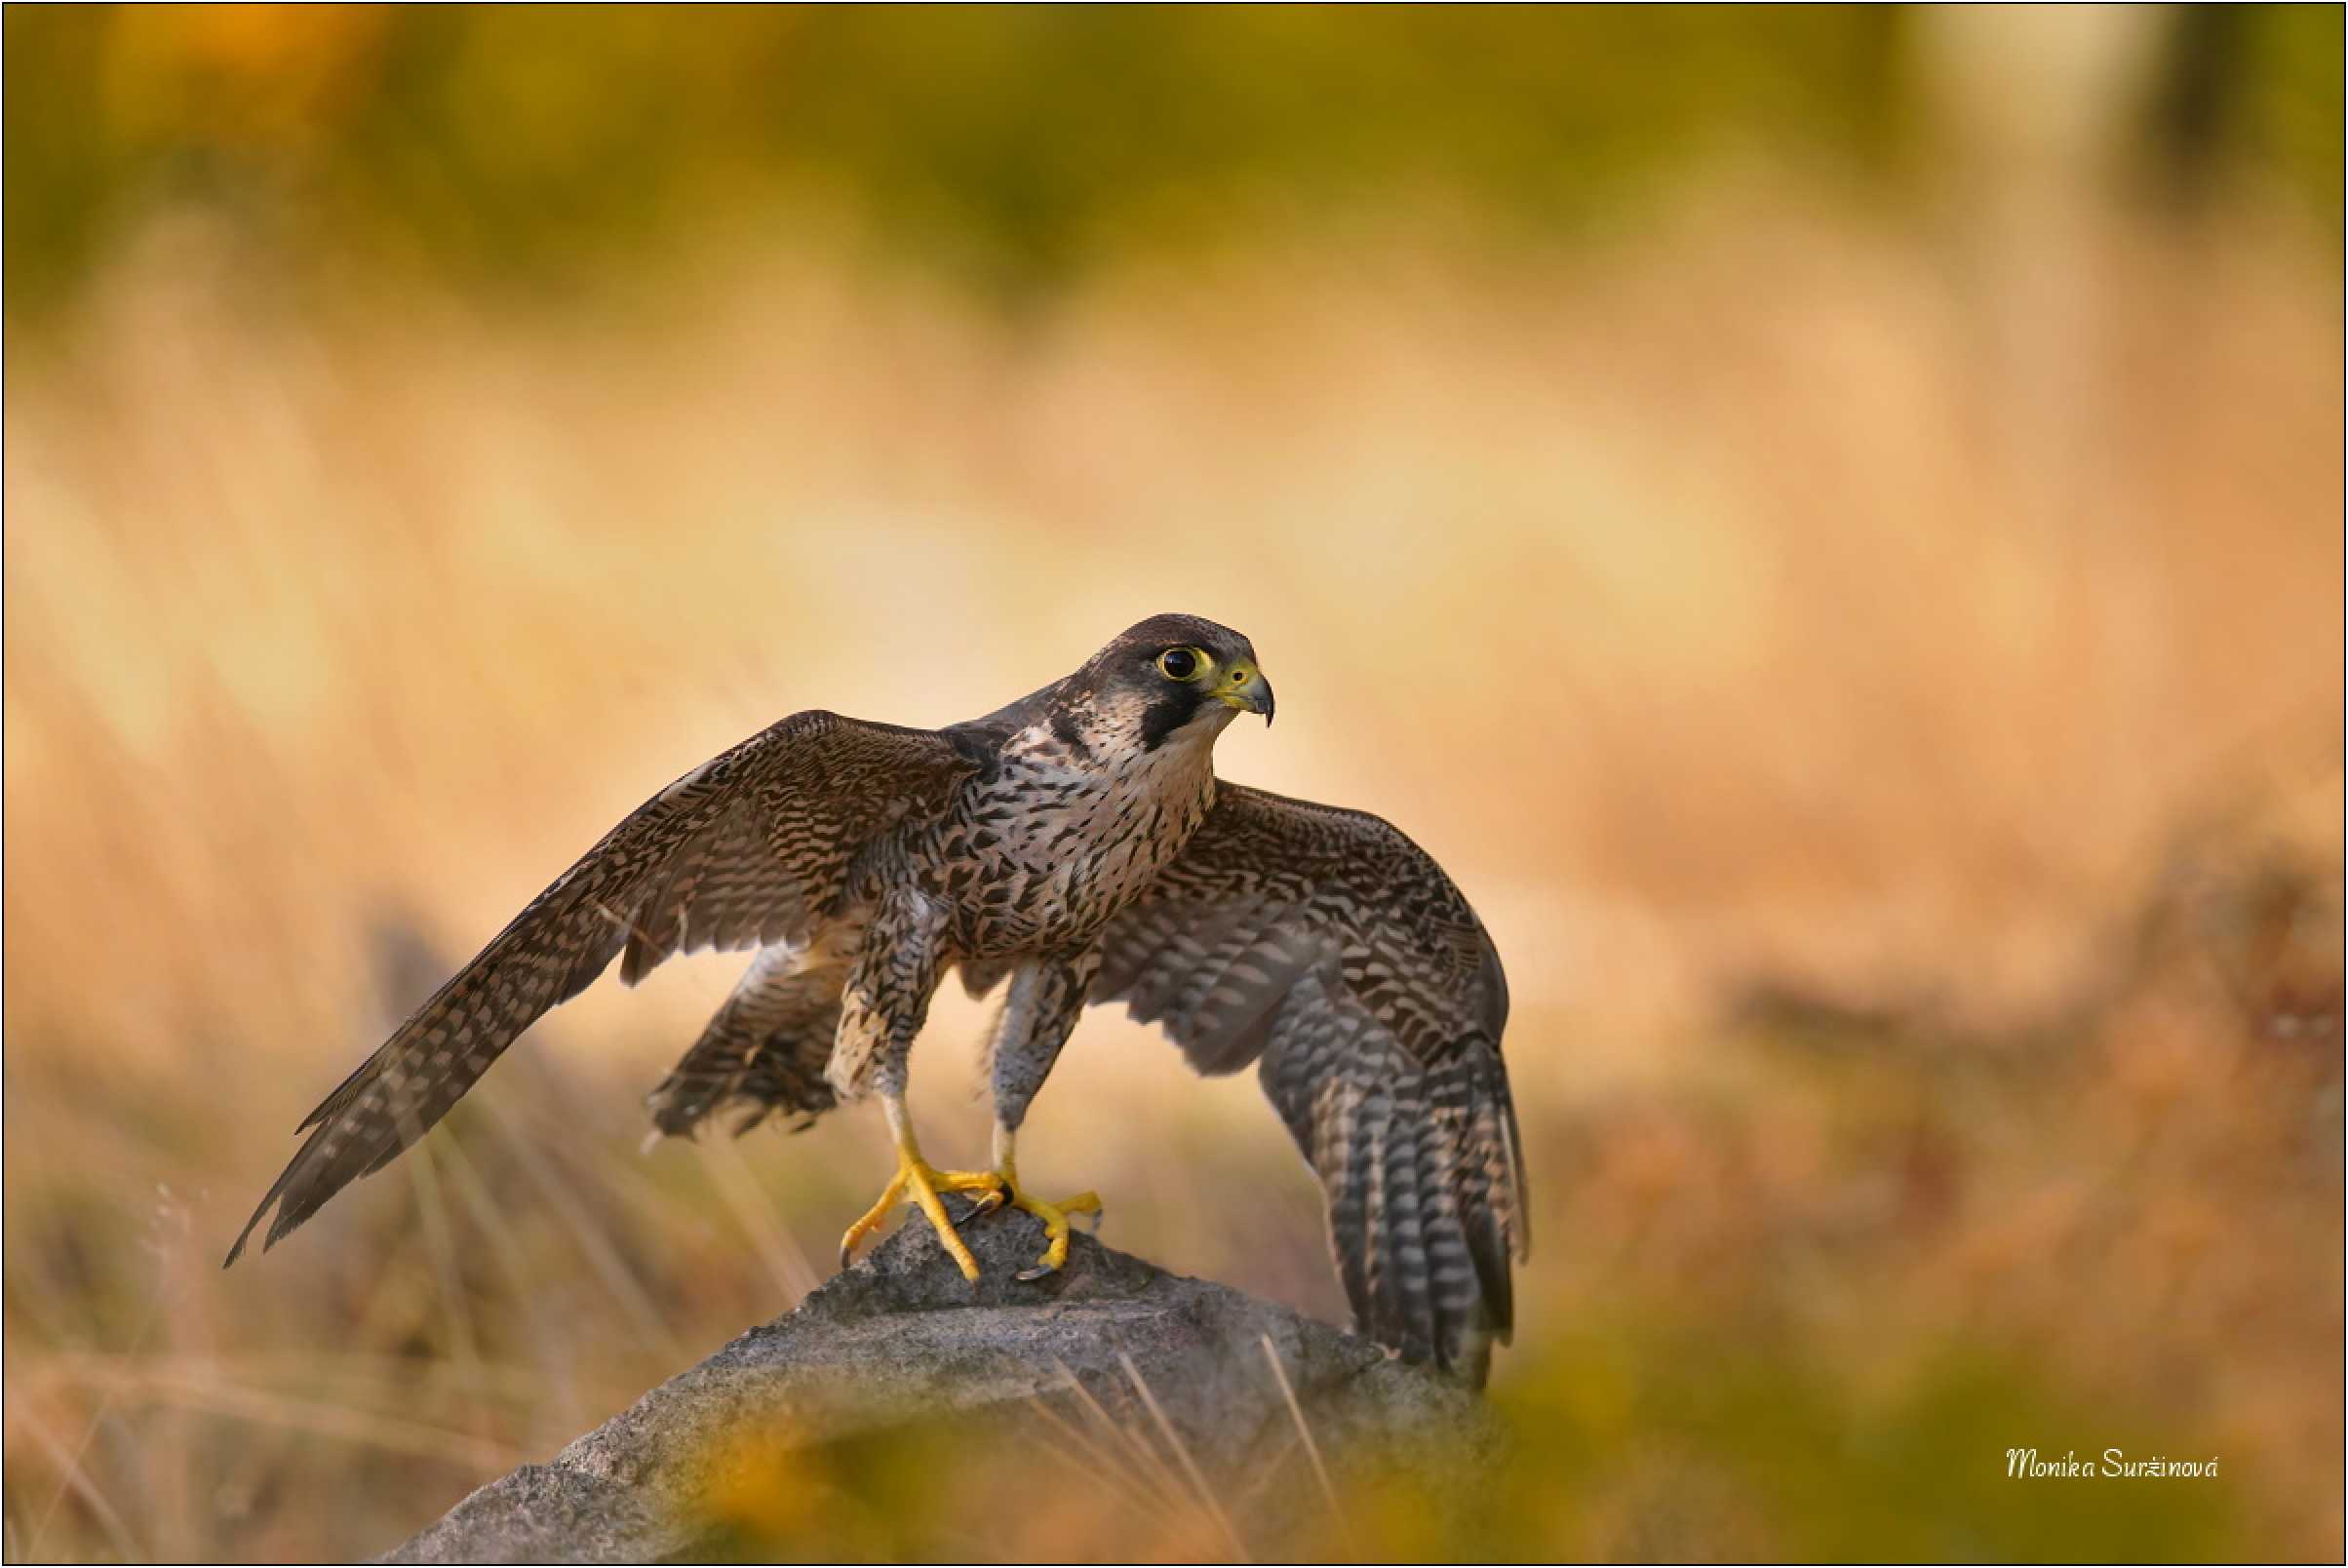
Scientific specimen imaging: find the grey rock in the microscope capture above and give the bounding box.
[385,1201,1497,1563]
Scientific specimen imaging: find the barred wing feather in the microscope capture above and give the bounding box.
[1089,784,1527,1382]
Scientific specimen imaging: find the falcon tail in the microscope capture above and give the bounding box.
[645,946,845,1138]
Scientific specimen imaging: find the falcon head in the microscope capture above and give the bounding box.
[1075,613,1274,752]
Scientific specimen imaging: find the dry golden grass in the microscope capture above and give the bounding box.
[4,185,2340,1560]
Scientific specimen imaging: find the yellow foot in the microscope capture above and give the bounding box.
[1005,1183,1103,1282]
[838,1153,1005,1282]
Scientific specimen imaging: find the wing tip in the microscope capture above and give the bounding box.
[221,1201,272,1270]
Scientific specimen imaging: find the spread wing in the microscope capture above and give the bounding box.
[1089,784,1527,1382]
[227,711,972,1265]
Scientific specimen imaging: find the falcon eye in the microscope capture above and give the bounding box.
[1155,647,1203,681]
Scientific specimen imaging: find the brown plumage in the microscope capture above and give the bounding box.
[225,711,967,1261]
[1092,786,1526,1380]
[229,614,1526,1381]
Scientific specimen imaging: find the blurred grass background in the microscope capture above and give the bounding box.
[3,6,2341,1561]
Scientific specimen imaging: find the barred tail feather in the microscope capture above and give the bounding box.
[645,946,844,1138]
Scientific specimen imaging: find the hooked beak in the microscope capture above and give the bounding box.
[1215,665,1275,725]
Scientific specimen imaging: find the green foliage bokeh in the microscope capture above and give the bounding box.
[4,5,2338,317]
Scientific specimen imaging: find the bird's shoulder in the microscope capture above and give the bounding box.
[937,680,1065,765]
[1149,781,1507,1024]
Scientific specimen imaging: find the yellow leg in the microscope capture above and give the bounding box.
[994,1126,1103,1282]
[838,1097,1005,1281]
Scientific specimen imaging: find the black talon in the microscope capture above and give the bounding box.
[946,1188,1005,1226]
[1015,1263,1054,1283]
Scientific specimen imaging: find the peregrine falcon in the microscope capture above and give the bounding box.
[227,615,1528,1379]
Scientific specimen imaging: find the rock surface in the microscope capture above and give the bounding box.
[386,1201,1496,1562]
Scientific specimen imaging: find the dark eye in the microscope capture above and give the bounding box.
[1155,647,1199,681]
